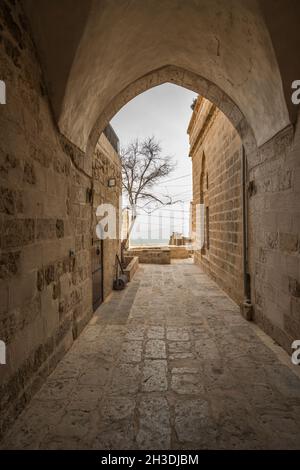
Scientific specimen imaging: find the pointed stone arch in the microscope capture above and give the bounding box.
[86,65,257,165]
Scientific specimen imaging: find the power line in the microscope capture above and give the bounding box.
[156,184,192,188]
[124,204,192,215]
[160,173,192,183]
[152,189,192,195]
[137,215,188,221]
[137,206,191,213]
[141,209,190,214]
[134,222,188,227]
[137,209,190,215]
[134,215,190,222]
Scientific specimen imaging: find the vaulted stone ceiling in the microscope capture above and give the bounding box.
[22,0,299,152]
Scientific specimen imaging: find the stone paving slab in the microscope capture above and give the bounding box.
[1,260,300,449]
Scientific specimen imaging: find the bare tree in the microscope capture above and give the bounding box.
[120,136,176,250]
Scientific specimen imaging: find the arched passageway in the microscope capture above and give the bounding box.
[2,261,300,450]
[22,0,298,151]
[0,0,300,448]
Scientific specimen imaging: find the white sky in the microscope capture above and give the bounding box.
[111,83,197,244]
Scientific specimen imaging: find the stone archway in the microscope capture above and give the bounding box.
[22,0,293,153]
[87,64,296,358]
[1,0,299,441]
[86,66,257,161]
[86,65,258,317]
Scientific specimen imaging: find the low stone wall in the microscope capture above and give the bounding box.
[127,246,192,263]
[169,246,191,259]
[128,247,171,264]
[123,256,139,281]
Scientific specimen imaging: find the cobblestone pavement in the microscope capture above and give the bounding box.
[2,260,300,450]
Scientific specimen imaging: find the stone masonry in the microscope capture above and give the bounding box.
[247,119,300,353]
[92,133,122,299]
[0,1,121,438]
[128,247,171,265]
[1,261,300,450]
[1,0,300,445]
[189,95,300,359]
[188,97,243,304]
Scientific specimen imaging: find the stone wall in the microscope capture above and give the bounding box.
[169,246,190,260]
[123,255,139,282]
[0,1,120,438]
[128,247,171,264]
[1,0,300,440]
[188,97,243,304]
[92,134,122,299]
[247,121,300,353]
[189,95,300,356]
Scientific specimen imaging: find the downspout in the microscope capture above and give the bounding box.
[241,145,253,320]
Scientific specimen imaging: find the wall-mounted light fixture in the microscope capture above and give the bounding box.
[108,178,116,188]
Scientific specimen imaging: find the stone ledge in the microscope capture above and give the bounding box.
[169,246,191,260]
[128,247,171,264]
[123,256,139,282]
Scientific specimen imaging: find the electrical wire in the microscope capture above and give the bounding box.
[158,173,191,183]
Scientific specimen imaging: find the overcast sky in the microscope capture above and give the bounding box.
[111,83,197,244]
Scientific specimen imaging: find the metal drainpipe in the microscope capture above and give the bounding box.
[241,145,253,320]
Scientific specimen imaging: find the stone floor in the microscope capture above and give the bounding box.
[1,260,300,450]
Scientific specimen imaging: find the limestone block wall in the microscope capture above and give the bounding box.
[169,246,190,260]
[123,255,139,282]
[92,134,122,299]
[128,247,171,264]
[189,98,243,304]
[0,1,120,437]
[248,122,300,353]
[189,95,300,356]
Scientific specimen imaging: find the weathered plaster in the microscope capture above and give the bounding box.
[22,0,290,151]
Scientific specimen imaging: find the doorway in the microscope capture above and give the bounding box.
[92,238,103,311]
